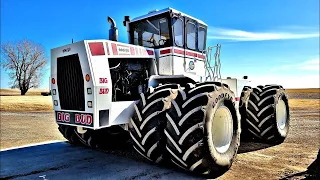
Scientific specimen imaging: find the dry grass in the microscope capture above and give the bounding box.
[288,99,320,111]
[0,88,49,96]
[0,88,318,112]
[286,88,320,93]
[0,96,53,112]
[0,98,317,112]
[0,112,65,150]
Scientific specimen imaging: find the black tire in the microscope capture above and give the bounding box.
[58,124,128,149]
[242,85,290,143]
[129,84,179,163]
[58,124,99,148]
[58,124,81,145]
[72,128,100,148]
[239,86,253,141]
[165,82,240,177]
[97,125,129,149]
[59,124,102,148]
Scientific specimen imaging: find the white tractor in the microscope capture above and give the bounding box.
[50,7,290,177]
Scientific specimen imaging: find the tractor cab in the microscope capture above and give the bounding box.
[124,8,208,81]
[125,8,207,52]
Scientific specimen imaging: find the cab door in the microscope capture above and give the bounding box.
[184,17,198,74]
[171,16,186,75]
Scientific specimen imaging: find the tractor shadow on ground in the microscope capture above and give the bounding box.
[1,141,206,180]
[101,140,284,179]
[238,141,276,154]
[98,140,221,179]
[280,150,319,180]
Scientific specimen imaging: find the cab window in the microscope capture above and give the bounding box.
[172,18,183,47]
[198,26,206,51]
[186,22,196,50]
[131,17,171,48]
[159,18,170,46]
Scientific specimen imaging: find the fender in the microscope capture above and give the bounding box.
[148,74,196,88]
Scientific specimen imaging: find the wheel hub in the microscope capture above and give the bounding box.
[276,99,287,130]
[211,106,233,154]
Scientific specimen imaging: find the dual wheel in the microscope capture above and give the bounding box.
[240,85,290,143]
[129,83,290,177]
[129,82,240,177]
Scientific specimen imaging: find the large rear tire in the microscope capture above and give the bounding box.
[241,85,290,143]
[129,84,179,163]
[165,82,240,177]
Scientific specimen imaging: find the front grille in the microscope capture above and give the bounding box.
[57,54,85,111]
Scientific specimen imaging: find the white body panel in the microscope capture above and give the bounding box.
[109,101,135,126]
[51,40,155,129]
[131,7,207,26]
[51,41,95,113]
[220,78,249,98]
[156,47,206,82]
[221,78,250,121]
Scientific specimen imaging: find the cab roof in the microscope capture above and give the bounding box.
[130,7,208,26]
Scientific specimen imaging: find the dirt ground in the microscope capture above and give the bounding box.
[0,89,319,179]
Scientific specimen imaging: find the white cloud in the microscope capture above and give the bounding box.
[248,74,319,88]
[299,59,320,70]
[270,59,319,71]
[208,27,319,41]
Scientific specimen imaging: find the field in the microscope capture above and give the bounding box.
[0,88,318,112]
[0,88,319,179]
[0,88,49,96]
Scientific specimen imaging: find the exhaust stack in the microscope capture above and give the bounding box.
[108,16,118,41]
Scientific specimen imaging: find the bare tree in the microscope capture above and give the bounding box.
[1,40,47,95]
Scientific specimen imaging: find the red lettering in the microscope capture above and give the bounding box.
[86,115,93,125]
[74,114,93,125]
[57,112,70,122]
[65,113,70,122]
[75,114,81,123]
[99,78,108,84]
[57,112,62,121]
[81,114,86,124]
[99,88,109,94]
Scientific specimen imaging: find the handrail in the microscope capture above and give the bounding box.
[201,44,222,82]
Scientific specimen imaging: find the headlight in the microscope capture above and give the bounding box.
[87,88,92,94]
[88,101,92,108]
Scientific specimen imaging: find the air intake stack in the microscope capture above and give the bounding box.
[108,16,118,41]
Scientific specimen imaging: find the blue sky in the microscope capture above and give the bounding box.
[1,0,319,88]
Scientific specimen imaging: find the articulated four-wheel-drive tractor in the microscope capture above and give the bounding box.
[50,8,290,177]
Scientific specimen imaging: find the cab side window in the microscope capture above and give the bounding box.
[173,18,184,47]
[198,26,206,51]
[186,22,196,50]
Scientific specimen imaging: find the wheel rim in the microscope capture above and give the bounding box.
[276,99,287,130]
[211,105,233,154]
